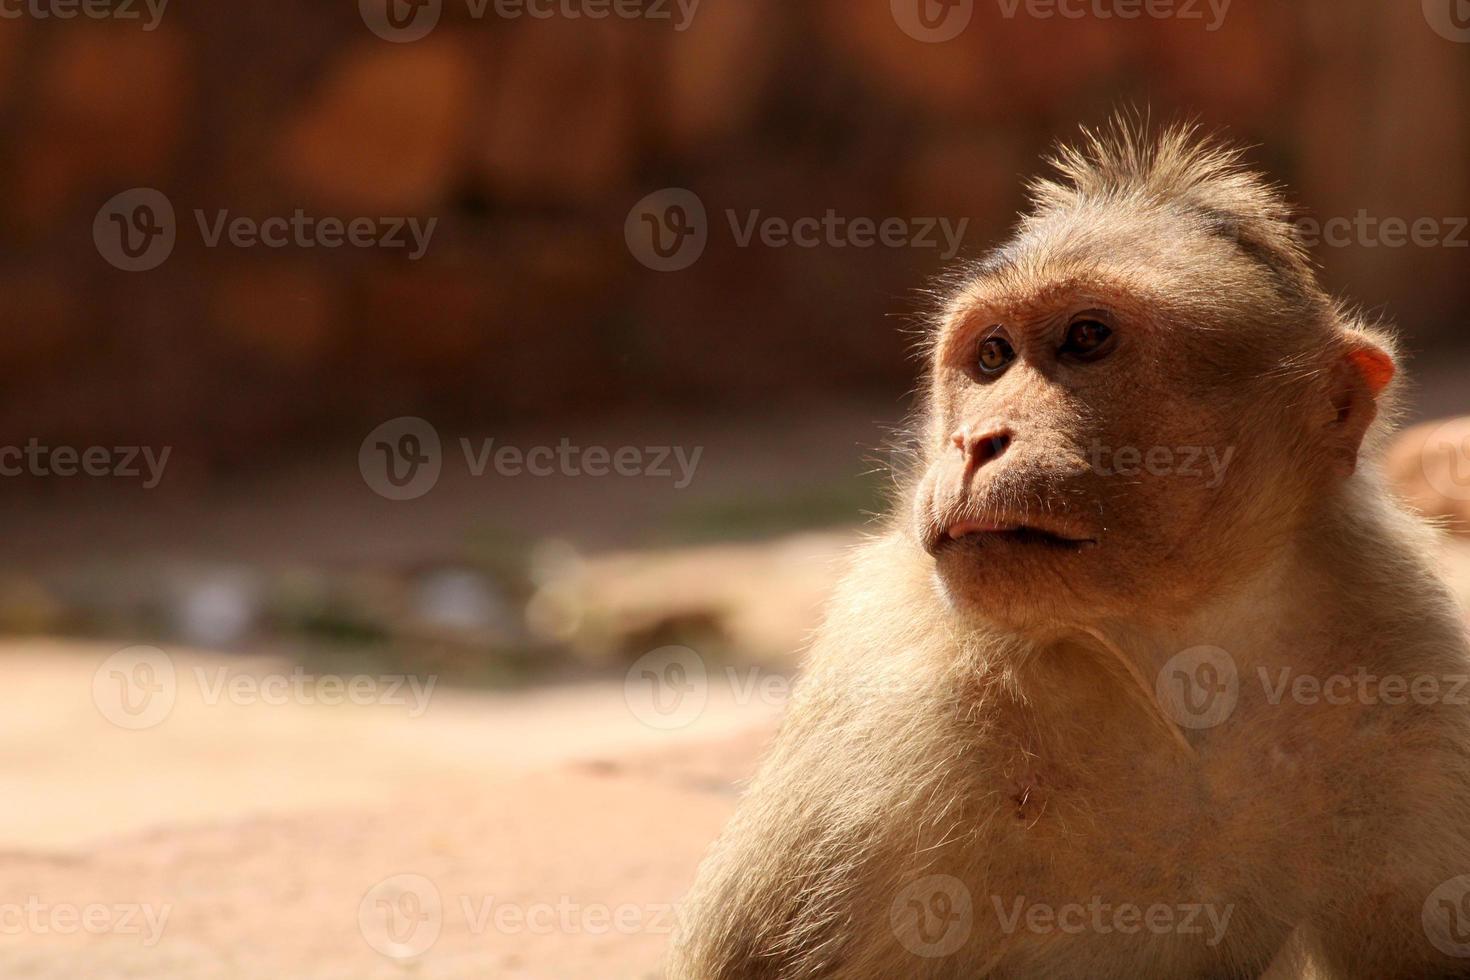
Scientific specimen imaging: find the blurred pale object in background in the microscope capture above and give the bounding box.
[1386,416,1470,536]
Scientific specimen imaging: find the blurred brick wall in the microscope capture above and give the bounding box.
[1,0,1465,467]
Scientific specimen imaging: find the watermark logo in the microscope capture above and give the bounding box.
[93,646,177,730]
[360,874,443,960]
[360,0,442,41]
[360,417,443,501]
[1421,419,1470,503]
[891,0,974,42]
[890,875,973,958]
[626,188,708,272]
[1424,875,1470,957]
[624,645,709,730]
[94,188,176,272]
[1424,0,1470,42]
[1155,646,1238,730]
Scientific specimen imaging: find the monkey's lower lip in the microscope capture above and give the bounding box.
[937,521,1098,552]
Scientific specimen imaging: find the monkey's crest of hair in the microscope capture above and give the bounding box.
[1023,118,1318,288]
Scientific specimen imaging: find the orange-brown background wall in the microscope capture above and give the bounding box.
[4,0,1467,467]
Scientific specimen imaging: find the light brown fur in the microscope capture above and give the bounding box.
[668,121,1470,979]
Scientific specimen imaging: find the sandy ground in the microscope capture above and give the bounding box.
[0,642,782,979]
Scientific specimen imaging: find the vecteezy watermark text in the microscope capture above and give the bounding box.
[193,210,435,259]
[625,188,970,272]
[360,417,703,500]
[358,873,681,960]
[0,439,170,488]
[94,188,437,272]
[1156,646,1470,732]
[726,210,969,260]
[462,438,701,487]
[992,895,1234,945]
[0,898,171,946]
[1089,442,1234,487]
[1293,212,1469,249]
[92,646,438,730]
[0,0,167,28]
[191,666,436,717]
[1259,667,1470,707]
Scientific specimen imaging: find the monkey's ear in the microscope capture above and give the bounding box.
[1324,339,1396,477]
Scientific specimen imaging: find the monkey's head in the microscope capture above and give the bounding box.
[913,122,1397,631]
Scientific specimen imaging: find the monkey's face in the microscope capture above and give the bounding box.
[913,250,1313,630]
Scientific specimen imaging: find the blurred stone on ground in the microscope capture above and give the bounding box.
[526,530,855,665]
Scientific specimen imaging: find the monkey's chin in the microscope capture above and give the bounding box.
[928,533,1101,626]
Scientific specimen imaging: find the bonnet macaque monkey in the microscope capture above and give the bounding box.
[669,123,1470,979]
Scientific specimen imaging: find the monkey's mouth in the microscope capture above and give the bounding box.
[930,520,1099,554]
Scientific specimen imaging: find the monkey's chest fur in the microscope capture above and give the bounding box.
[796,650,1327,978]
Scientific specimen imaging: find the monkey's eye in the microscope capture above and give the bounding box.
[1060,319,1114,361]
[977,336,1016,375]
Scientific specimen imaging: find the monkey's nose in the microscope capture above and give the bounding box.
[952,427,1013,470]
